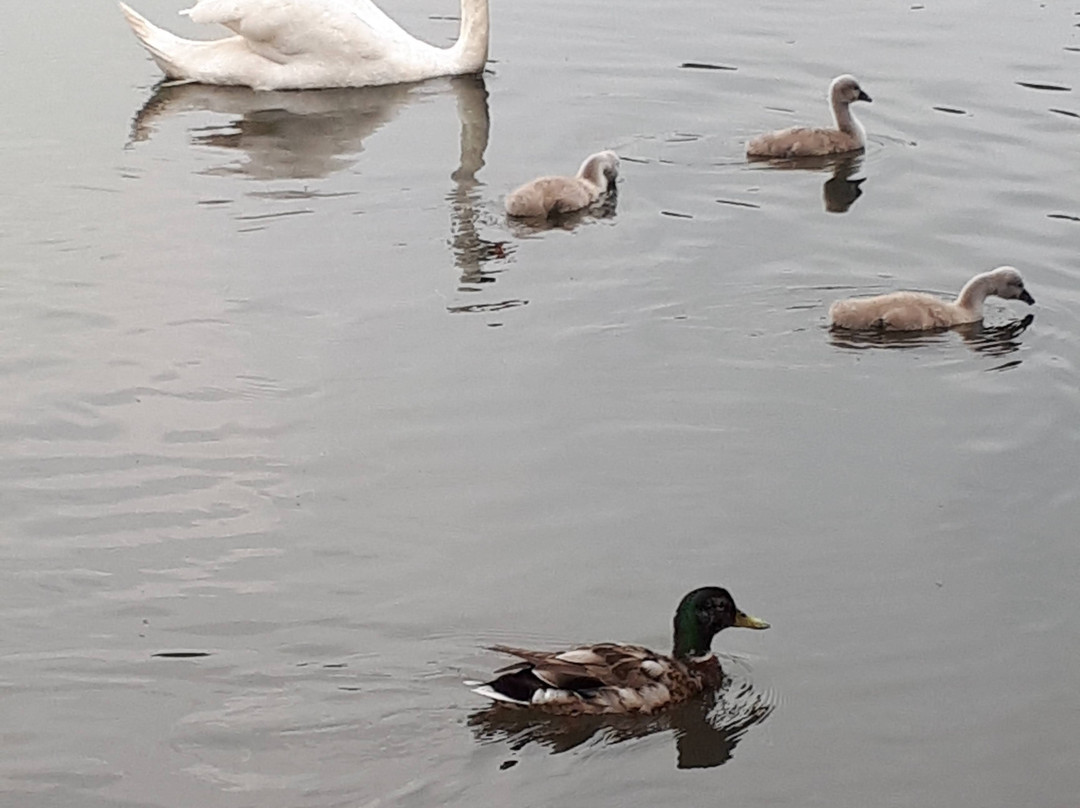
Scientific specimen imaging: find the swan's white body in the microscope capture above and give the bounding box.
[828,266,1035,331]
[119,0,490,90]
[505,151,620,218]
[747,74,872,158]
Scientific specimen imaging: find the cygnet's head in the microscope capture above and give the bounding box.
[988,266,1035,304]
[830,74,872,105]
[578,150,620,190]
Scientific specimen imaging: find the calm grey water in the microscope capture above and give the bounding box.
[2,1,1079,806]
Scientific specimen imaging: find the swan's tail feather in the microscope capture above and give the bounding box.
[118,3,189,80]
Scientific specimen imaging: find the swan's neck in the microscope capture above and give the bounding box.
[955,272,994,316]
[448,0,490,73]
[832,100,866,147]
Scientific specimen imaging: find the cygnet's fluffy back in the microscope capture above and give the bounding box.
[505,150,619,218]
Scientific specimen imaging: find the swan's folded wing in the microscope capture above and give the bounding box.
[185,0,412,62]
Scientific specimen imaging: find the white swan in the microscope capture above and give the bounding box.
[828,266,1035,331]
[118,0,490,91]
[747,74,872,158]
[505,151,620,218]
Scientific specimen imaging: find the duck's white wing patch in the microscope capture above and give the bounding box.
[531,688,572,705]
[640,659,667,678]
[554,648,603,665]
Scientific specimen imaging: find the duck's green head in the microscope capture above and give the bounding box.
[673,586,769,659]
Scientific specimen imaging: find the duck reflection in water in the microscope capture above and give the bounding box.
[751,153,867,214]
[829,312,1035,361]
[468,666,774,770]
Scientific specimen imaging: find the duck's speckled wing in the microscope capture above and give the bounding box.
[475,643,711,714]
[491,643,664,690]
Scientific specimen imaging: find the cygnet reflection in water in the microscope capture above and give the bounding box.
[822,156,867,213]
[829,312,1035,359]
[750,153,867,213]
[747,74,872,159]
[467,667,775,770]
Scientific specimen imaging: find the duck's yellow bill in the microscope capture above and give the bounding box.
[734,611,770,630]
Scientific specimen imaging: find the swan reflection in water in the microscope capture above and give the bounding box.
[441,77,520,314]
[129,79,427,179]
[829,313,1035,362]
[751,153,867,214]
[468,666,775,770]
[128,75,515,310]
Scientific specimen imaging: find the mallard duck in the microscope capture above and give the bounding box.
[118,0,490,91]
[829,266,1035,331]
[469,587,769,715]
[504,150,620,218]
[747,74,872,158]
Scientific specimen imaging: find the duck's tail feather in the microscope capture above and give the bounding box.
[118,3,189,80]
[469,683,530,706]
